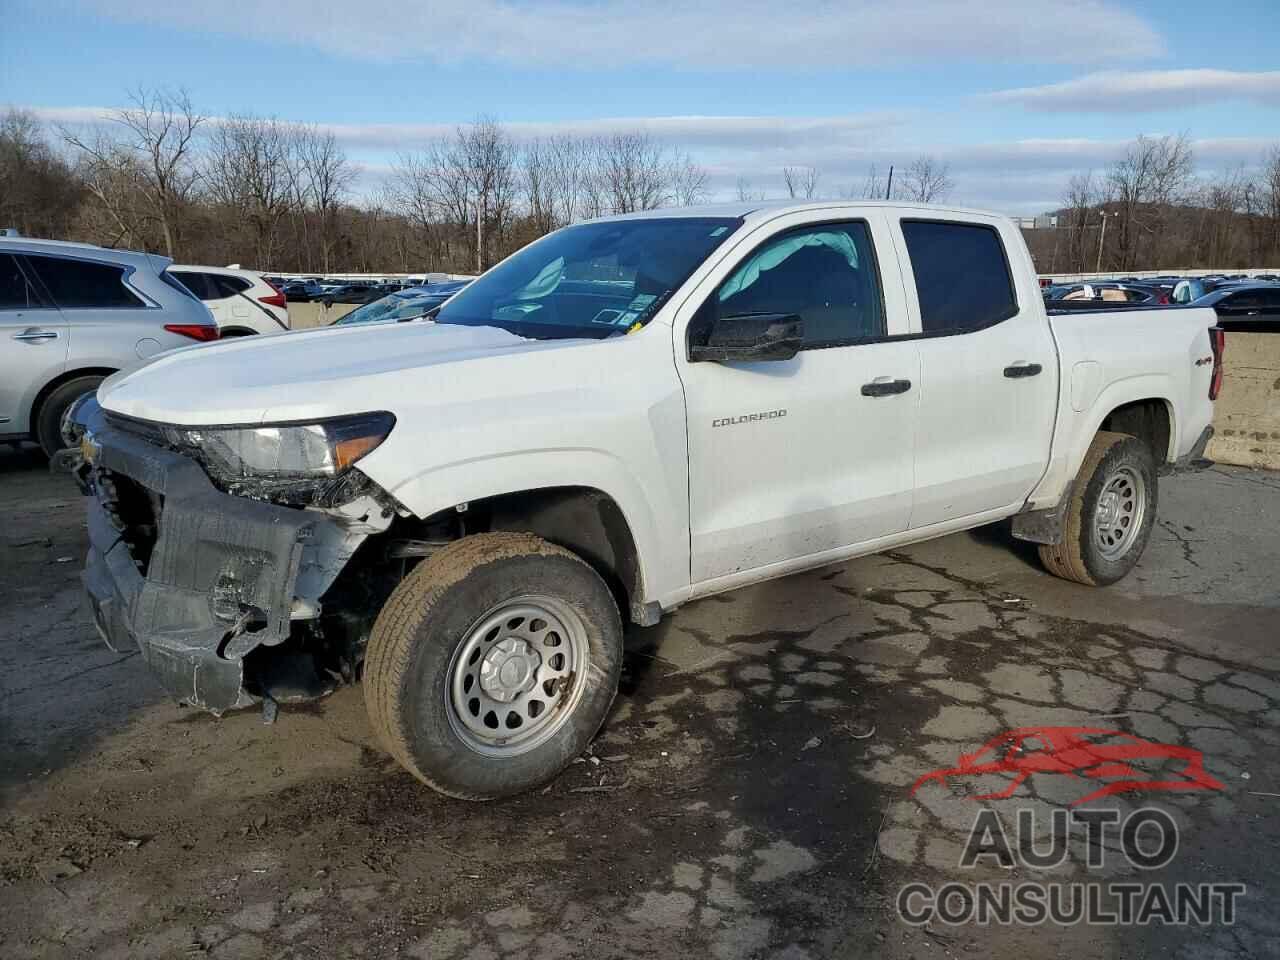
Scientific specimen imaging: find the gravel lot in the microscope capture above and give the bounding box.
[2,446,1277,960]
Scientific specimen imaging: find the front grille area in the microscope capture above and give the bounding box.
[96,468,162,574]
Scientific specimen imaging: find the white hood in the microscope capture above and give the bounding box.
[98,321,578,425]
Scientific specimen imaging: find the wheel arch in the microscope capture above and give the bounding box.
[478,486,649,626]
[29,366,117,436]
[1015,390,1174,546]
[1098,397,1175,469]
[377,449,683,620]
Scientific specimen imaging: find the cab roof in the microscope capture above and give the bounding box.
[586,199,1011,226]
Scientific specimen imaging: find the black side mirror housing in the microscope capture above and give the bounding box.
[688,313,804,363]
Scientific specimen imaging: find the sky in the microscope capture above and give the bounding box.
[3,0,1279,214]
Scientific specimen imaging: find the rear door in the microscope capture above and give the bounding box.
[23,252,159,365]
[0,253,67,433]
[678,212,920,586]
[892,217,1058,528]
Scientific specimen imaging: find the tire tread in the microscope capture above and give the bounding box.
[364,532,594,800]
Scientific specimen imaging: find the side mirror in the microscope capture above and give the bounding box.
[688,313,804,363]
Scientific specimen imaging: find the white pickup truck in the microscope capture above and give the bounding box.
[63,201,1222,799]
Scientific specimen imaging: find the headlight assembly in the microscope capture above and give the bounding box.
[165,412,395,504]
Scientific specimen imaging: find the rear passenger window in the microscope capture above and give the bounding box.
[711,221,885,347]
[169,271,212,299]
[0,254,45,309]
[26,255,145,309]
[901,220,1018,335]
[212,275,252,298]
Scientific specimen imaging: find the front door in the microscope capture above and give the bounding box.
[0,253,67,433]
[678,215,919,586]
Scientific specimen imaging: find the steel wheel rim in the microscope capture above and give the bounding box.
[1092,466,1146,561]
[446,596,590,757]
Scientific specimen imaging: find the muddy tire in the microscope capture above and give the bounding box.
[1038,430,1157,587]
[35,376,104,457]
[364,532,623,800]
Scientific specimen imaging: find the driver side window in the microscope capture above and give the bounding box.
[707,221,886,348]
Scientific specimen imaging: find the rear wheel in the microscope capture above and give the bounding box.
[35,375,104,457]
[1038,430,1157,586]
[364,533,623,800]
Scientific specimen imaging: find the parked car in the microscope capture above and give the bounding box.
[62,201,1220,799]
[1191,283,1280,332]
[283,279,323,302]
[168,265,290,337]
[1171,277,1248,304]
[1,236,218,455]
[321,283,385,306]
[332,281,471,326]
[1043,282,1166,306]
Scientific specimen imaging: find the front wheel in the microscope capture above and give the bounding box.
[1038,430,1158,586]
[363,533,623,800]
[36,375,105,457]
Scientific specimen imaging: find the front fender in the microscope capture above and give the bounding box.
[373,447,689,610]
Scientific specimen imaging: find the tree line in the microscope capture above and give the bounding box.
[0,90,712,275]
[3,88,1280,275]
[1038,134,1280,274]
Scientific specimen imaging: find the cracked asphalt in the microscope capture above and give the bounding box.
[1,446,1278,960]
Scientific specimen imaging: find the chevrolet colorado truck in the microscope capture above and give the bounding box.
[62,201,1222,800]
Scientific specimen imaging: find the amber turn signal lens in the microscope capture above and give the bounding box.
[334,434,384,471]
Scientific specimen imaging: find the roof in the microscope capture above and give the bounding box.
[0,235,167,268]
[585,199,1012,226]
[171,264,264,277]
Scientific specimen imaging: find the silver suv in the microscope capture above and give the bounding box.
[0,236,218,455]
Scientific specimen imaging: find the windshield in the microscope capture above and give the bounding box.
[434,217,742,339]
[335,288,447,326]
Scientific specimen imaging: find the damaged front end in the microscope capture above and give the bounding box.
[63,398,403,714]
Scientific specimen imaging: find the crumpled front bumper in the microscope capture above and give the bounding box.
[73,401,348,714]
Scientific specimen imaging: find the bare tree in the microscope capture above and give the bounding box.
[860,164,886,200]
[522,138,556,235]
[735,176,766,202]
[1060,172,1102,272]
[63,87,203,257]
[294,125,354,273]
[461,117,517,272]
[1106,133,1194,271]
[595,132,670,214]
[1,109,84,240]
[782,165,820,199]
[203,114,296,267]
[1260,145,1280,260]
[896,155,953,203]
[669,151,709,207]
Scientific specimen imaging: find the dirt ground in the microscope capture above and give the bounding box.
[2,445,1278,960]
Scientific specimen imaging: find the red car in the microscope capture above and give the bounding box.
[911,726,1224,807]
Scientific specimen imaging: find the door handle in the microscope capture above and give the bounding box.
[1003,362,1042,379]
[13,329,59,343]
[861,377,912,397]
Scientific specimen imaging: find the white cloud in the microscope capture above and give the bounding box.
[22,103,909,153]
[22,103,1275,216]
[985,70,1280,112]
[77,0,1163,67]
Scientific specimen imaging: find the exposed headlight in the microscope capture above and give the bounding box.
[166,412,395,503]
